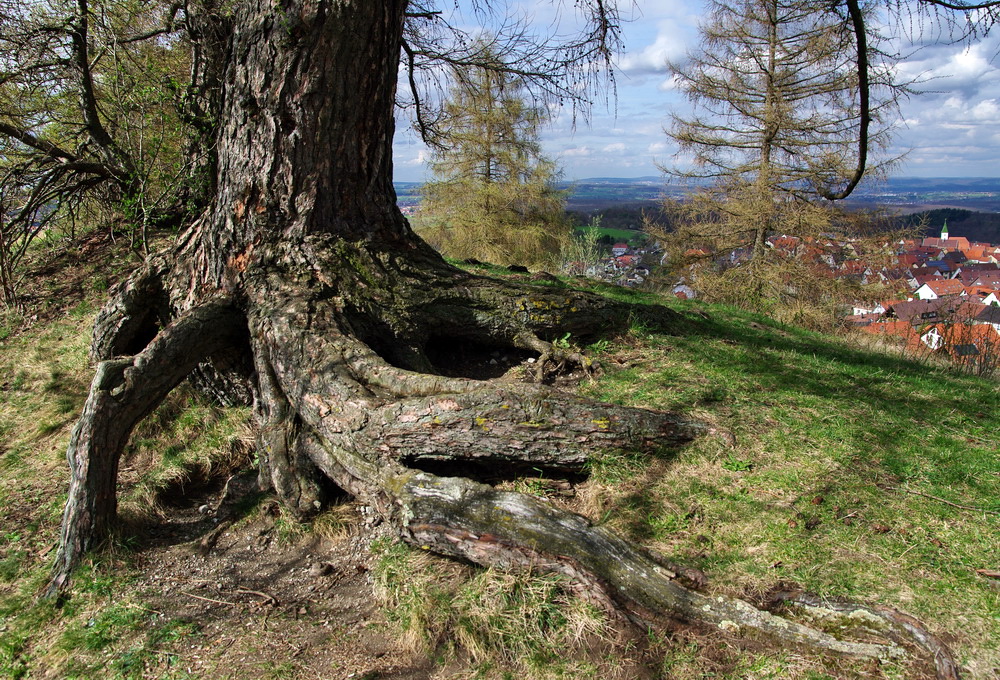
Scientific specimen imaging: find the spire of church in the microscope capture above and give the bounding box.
[941,220,949,240]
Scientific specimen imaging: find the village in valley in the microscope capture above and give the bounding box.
[845,223,1000,370]
[579,214,1000,370]
[704,221,1000,370]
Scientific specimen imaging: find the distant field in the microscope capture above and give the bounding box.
[579,226,644,243]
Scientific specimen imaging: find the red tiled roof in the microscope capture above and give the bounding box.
[911,322,1000,353]
[921,279,965,296]
[862,320,917,341]
[923,236,971,251]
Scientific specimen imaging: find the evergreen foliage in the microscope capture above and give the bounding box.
[416,46,569,269]
[651,0,905,321]
[662,0,899,252]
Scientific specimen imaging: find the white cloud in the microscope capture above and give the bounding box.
[617,23,687,76]
[970,99,1000,120]
[656,75,681,92]
[602,143,627,154]
[393,145,431,167]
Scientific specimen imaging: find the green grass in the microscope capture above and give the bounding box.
[119,387,252,520]
[1,237,998,678]
[0,279,248,679]
[575,226,644,244]
[577,300,1000,674]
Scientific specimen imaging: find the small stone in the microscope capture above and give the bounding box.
[527,357,536,363]
[308,562,332,577]
[198,504,211,514]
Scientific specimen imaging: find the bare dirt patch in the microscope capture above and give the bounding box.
[118,476,432,680]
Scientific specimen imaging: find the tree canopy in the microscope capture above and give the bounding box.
[417,44,569,268]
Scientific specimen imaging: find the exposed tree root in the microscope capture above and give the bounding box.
[49,301,244,595]
[48,246,963,677]
[768,589,961,680]
[396,472,906,661]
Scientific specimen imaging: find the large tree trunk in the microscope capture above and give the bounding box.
[48,1,960,675]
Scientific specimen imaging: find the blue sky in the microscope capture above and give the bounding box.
[391,1,1000,182]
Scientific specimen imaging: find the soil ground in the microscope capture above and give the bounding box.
[122,480,431,680]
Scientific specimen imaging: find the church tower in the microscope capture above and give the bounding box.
[941,219,949,241]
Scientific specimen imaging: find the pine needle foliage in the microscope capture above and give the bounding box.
[652,0,906,324]
[416,45,569,269]
[666,0,902,212]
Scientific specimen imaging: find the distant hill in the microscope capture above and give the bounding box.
[395,176,1000,216]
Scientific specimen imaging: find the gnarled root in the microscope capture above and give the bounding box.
[394,472,907,661]
[246,294,950,673]
[49,247,962,676]
[514,331,597,383]
[768,589,962,680]
[48,300,245,596]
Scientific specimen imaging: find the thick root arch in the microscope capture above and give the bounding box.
[49,300,246,595]
[49,248,962,677]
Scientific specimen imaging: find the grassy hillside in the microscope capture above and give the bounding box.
[1,236,998,679]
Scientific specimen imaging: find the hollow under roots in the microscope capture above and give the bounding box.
[48,242,961,678]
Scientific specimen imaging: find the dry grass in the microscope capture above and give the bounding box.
[371,539,637,679]
[2,235,998,679]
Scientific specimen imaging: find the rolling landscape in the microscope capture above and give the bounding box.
[397,176,1000,213]
[398,176,1000,242]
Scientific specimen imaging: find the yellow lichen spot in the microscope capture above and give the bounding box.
[591,418,610,429]
[474,416,489,430]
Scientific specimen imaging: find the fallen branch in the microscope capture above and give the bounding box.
[235,588,279,605]
[182,591,239,607]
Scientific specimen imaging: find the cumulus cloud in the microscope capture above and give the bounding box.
[898,40,1000,100]
[884,31,1000,174]
[617,24,687,76]
[394,148,430,167]
[602,142,627,154]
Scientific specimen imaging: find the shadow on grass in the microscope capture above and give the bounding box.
[619,299,999,504]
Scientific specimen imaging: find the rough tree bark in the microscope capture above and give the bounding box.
[48,1,959,674]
